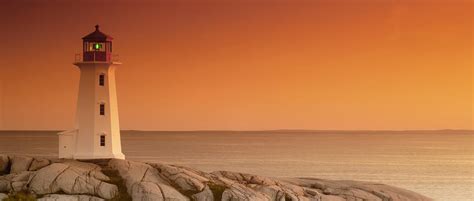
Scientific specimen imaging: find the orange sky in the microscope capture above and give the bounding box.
[0,0,472,130]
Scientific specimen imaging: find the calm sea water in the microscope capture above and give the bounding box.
[0,130,472,201]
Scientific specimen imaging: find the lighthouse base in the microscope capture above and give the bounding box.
[73,152,125,160]
[58,129,125,160]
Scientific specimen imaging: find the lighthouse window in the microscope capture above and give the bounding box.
[94,43,102,50]
[100,135,105,146]
[100,104,105,115]
[99,74,105,86]
[88,42,105,52]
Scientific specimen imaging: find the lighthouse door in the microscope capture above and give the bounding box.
[58,132,75,159]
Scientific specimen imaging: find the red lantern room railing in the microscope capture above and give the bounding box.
[74,53,119,63]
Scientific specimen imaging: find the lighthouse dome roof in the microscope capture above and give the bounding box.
[82,25,113,41]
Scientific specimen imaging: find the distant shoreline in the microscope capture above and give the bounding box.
[0,129,472,134]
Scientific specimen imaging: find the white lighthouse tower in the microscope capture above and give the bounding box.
[58,25,125,159]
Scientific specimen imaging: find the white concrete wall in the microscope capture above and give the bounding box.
[63,62,124,159]
[0,76,3,130]
[74,64,96,158]
[107,66,124,156]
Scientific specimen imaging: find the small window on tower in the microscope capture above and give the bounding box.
[100,135,105,146]
[99,74,105,86]
[100,104,105,115]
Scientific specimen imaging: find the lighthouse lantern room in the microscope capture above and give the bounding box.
[58,25,125,159]
[82,25,113,62]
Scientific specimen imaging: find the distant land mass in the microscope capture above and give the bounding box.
[0,129,472,134]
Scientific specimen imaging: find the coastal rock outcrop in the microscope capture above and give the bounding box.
[285,178,432,201]
[10,155,33,174]
[0,193,7,200]
[109,159,190,201]
[0,155,9,175]
[29,161,118,199]
[29,158,51,171]
[0,155,432,201]
[113,159,432,201]
[38,194,104,201]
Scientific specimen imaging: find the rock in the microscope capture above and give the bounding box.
[158,183,190,201]
[38,194,104,201]
[191,186,214,201]
[0,181,10,192]
[109,159,156,184]
[10,156,33,174]
[12,171,33,182]
[277,181,312,200]
[0,193,7,200]
[282,178,433,201]
[0,155,9,175]
[221,186,270,201]
[210,170,433,201]
[128,180,191,201]
[214,171,277,186]
[130,182,164,201]
[29,158,51,171]
[0,158,432,201]
[252,185,285,201]
[109,159,189,201]
[151,163,209,192]
[320,195,346,201]
[8,171,35,192]
[0,175,13,192]
[349,180,431,201]
[212,175,270,201]
[62,160,110,182]
[29,162,118,199]
[11,181,28,192]
[213,171,309,200]
[96,182,119,199]
[28,163,69,194]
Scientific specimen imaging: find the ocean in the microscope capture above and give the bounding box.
[0,130,472,201]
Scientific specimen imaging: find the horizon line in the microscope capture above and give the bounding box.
[0,129,472,133]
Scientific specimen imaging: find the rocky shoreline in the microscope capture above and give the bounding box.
[0,155,432,201]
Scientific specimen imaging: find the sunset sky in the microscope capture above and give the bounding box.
[0,0,472,131]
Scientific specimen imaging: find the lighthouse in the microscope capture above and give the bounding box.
[58,25,125,159]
